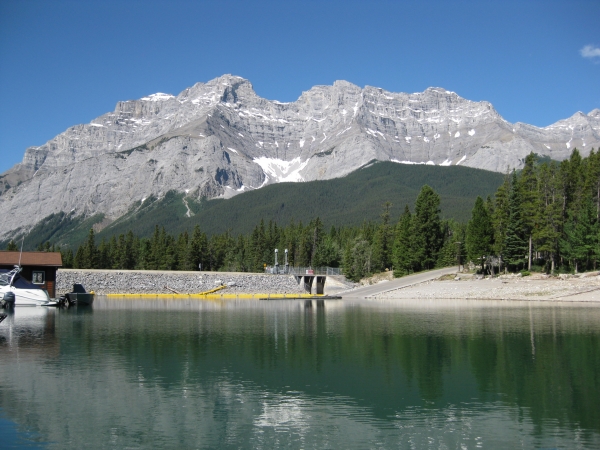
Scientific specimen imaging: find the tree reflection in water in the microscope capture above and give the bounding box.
[0,298,598,448]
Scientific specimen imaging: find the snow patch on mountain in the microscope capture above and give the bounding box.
[391,159,435,166]
[253,157,310,182]
[141,93,175,102]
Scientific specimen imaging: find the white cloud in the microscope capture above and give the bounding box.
[580,45,600,60]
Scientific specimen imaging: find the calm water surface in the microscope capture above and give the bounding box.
[1,297,599,449]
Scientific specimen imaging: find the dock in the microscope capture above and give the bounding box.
[260,295,342,301]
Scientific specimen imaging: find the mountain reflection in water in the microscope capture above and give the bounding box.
[0,298,599,449]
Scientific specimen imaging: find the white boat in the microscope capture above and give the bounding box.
[0,266,53,306]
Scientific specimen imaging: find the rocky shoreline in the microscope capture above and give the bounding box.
[56,269,600,302]
[376,271,600,302]
[56,269,307,295]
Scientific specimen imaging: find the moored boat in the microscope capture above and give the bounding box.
[62,284,95,306]
[0,266,52,306]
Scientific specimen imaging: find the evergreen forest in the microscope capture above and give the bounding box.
[10,149,600,281]
[464,148,600,275]
[1,162,503,251]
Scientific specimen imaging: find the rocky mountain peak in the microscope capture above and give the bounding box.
[0,75,598,240]
[588,108,600,119]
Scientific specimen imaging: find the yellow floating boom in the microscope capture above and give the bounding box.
[106,286,318,300]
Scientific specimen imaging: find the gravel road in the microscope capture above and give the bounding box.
[373,272,600,302]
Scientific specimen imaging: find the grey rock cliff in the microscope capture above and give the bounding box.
[0,75,598,238]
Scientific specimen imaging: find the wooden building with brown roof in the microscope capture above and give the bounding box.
[0,251,62,298]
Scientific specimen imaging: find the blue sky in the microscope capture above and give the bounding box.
[1,0,599,174]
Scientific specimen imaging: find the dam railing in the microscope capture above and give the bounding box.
[265,266,344,276]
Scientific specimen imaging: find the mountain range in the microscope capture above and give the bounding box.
[0,74,598,240]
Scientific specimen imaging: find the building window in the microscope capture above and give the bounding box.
[32,271,45,284]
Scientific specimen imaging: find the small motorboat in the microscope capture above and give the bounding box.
[0,266,52,306]
[61,284,94,306]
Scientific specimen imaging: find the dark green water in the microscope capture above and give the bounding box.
[1,298,599,449]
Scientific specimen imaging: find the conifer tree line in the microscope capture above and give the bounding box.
[465,148,600,274]
[10,148,598,280]
[15,184,457,282]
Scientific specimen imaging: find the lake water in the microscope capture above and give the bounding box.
[1,297,599,449]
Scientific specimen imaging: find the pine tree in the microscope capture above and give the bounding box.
[317,235,341,267]
[342,240,355,280]
[343,237,372,282]
[97,238,110,269]
[535,161,563,273]
[491,171,511,256]
[466,196,493,272]
[175,231,189,270]
[413,185,443,270]
[308,217,324,267]
[208,231,234,271]
[137,238,152,270]
[115,234,126,269]
[230,234,248,272]
[147,225,161,270]
[585,148,600,219]
[566,149,584,212]
[371,202,393,272]
[83,228,98,269]
[106,235,117,269]
[519,153,540,270]
[74,245,86,269]
[297,223,313,267]
[280,219,295,267]
[6,240,18,251]
[61,248,74,269]
[560,196,598,272]
[124,230,137,269]
[392,205,413,277]
[437,220,466,269]
[162,231,176,270]
[249,220,267,271]
[188,225,208,271]
[503,172,528,272]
